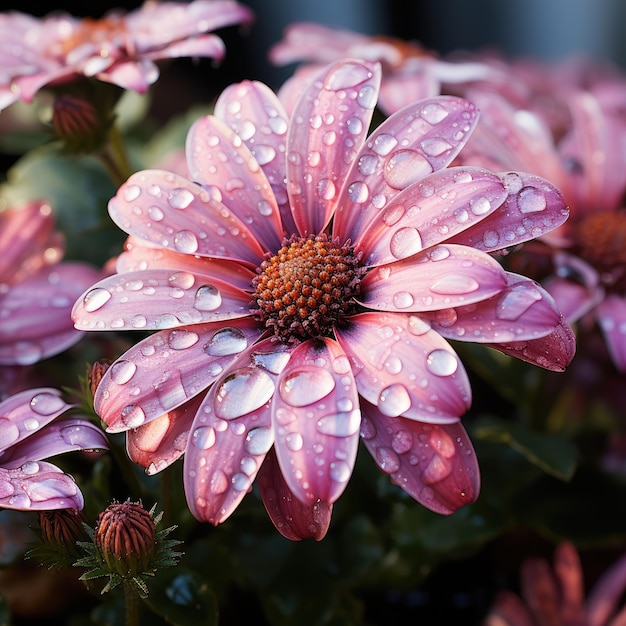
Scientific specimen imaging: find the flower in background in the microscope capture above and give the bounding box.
[0,0,254,111]
[484,541,626,626]
[269,22,510,115]
[0,201,102,368]
[454,74,626,371]
[73,59,573,540]
[0,387,108,511]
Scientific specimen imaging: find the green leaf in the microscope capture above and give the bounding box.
[143,568,218,626]
[473,418,578,481]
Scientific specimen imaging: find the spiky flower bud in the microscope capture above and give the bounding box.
[31,508,90,567]
[94,500,156,579]
[87,359,111,400]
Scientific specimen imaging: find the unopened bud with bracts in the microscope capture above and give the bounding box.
[87,359,111,401]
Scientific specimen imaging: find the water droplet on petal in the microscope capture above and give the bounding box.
[124,185,141,202]
[329,460,352,483]
[378,383,411,417]
[325,62,372,91]
[20,461,39,475]
[384,150,432,189]
[425,349,458,376]
[392,429,414,454]
[518,186,547,213]
[244,426,273,455]
[419,137,453,157]
[174,230,199,254]
[357,84,378,109]
[120,404,146,428]
[30,392,65,416]
[422,454,452,484]
[317,178,336,200]
[420,102,449,124]
[83,287,111,312]
[168,188,194,209]
[285,432,303,451]
[496,282,542,321]
[191,426,216,450]
[430,275,479,295]
[376,446,401,474]
[194,285,222,311]
[390,227,423,259]
[148,206,164,221]
[205,326,248,356]
[392,291,415,309]
[109,360,137,385]
[279,367,336,408]
[214,367,275,419]
[168,329,200,350]
[347,181,369,203]
[0,418,20,445]
[317,409,360,437]
[209,469,228,494]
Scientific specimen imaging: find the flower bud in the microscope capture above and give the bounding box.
[35,508,90,566]
[87,359,111,400]
[94,500,156,578]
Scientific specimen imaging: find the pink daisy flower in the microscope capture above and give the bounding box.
[0,387,108,511]
[269,22,509,115]
[485,542,626,626]
[0,200,102,367]
[72,60,573,540]
[0,0,254,111]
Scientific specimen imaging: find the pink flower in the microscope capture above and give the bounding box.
[0,387,108,511]
[0,201,102,366]
[484,542,626,626]
[269,22,509,115]
[456,79,626,371]
[72,60,573,540]
[0,0,254,110]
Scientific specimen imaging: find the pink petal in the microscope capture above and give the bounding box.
[108,169,267,265]
[596,295,626,372]
[0,418,108,469]
[214,80,296,236]
[483,314,576,371]
[335,312,471,423]
[361,400,479,514]
[483,592,535,626]
[257,447,332,541]
[0,461,83,511]
[361,243,507,312]
[185,115,283,252]
[272,337,360,505]
[334,96,480,243]
[0,388,72,454]
[116,236,255,291]
[184,338,292,524]
[587,550,626,626]
[357,167,507,267]
[138,34,226,63]
[378,71,439,115]
[428,273,564,343]
[126,394,205,474]
[448,171,569,253]
[94,318,263,432]
[95,59,158,93]
[72,269,251,332]
[287,59,381,236]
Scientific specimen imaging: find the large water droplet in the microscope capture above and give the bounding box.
[194,285,222,311]
[120,404,146,428]
[329,460,352,483]
[244,426,273,455]
[425,349,458,376]
[214,366,275,419]
[174,230,199,254]
[518,186,547,213]
[279,367,336,408]
[191,426,216,450]
[420,102,449,124]
[317,409,360,437]
[357,84,378,109]
[168,188,194,209]
[209,469,229,494]
[376,446,401,474]
[389,227,423,259]
[30,392,65,416]
[83,287,112,312]
[430,275,479,295]
[383,150,432,189]
[371,133,398,156]
[205,326,248,356]
[422,454,452,484]
[109,360,137,385]
[496,282,542,321]
[378,384,411,417]
[419,137,453,157]
[325,62,372,90]
[168,329,200,350]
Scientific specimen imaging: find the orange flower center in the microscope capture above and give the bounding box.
[253,235,363,342]
[575,211,626,272]
[60,17,128,57]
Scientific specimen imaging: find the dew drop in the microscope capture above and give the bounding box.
[120,404,146,428]
[214,367,275,419]
[347,181,369,203]
[168,188,195,209]
[205,326,248,356]
[384,150,432,189]
[209,469,228,494]
[425,349,458,376]
[191,426,216,450]
[253,144,277,165]
[378,384,411,417]
[430,275,479,295]
[148,206,164,221]
[325,64,371,90]
[372,133,398,156]
[168,272,195,289]
[376,446,401,474]
[408,315,431,336]
[392,291,415,309]
[347,117,363,135]
[83,287,112,312]
[285,432,303,451]
[357,84,378,109]
[244,426,273,455]
[194,285,222,311]
[422,454,452,484]
[168,329,200,350]
[420,102,449,124]
[518,186,547,213]
[357,154,378,175]
[279,367,336,408]
[483,230,500,248]
[317,409,360,437]
[109,360,137,385]
[29,392,65,416]
[329,460,352,483]
[419,138,453,157]
[392,429,414,454]
[317,178,336,200]
[124,185,141,202]
[389,226,423,259]
[0,418,20,446]
[174,230,199,254]
[470,195,492,216]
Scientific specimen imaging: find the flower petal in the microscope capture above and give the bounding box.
[272,337,360,505]
[287,59,381,235]
[0,418,108,469]
[0,461,83,511]
[596,294,626,372]
[334,96,480,243]
[335,312,471,423]
[94,318,263,432]
[0,388,72,454]
[72,269,251,332]
[184,338,292,524]
[448,171,569,253]
[214,80,296,236]
[126,394,205,474]
[257,447,332,541]
[108,169,267,265]
[186,115,283,251]
[361,243,507,312]
[428,273,565,343]
[361,400,479,514]
[357,167,507,267]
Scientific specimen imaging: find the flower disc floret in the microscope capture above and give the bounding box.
[253,234,364,342]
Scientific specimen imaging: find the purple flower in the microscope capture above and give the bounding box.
[73,60,574,539]
[0,201,102,366]
[0,0,254,110]
[0,388,108,511]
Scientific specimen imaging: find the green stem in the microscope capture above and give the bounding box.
[123,579,140,626]
[99,123,133,187]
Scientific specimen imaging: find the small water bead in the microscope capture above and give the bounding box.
[384,150,432,189]
[209,469,229,494]
[392,291,415,309]
[378,383,411,417]
[347,117,363,135]
[357,84,378,109]
[382,204,405,226]
[193,285,222,311]
[174,230,199,254]
[376,447,401,474]
[251,349,291,375]
[214,367,275,419]
[0,418,20,446]
[384,355,403,375]
[124,184,141,202]
[168,329,200,350]
[329,460,352,483]
[268,116,288,135]
[83,287,112,312]
[392,429,414,454]
[371,133,398,156]
[279,367,336,407]
[231,472,253,492]
[332,355,351,375]
[322,130,336,146]
[205,326,248,357]
[518,186,547,213]
[420,137,454,158]
[425,349,458,376]
[244,426,273,456]
[483,230,500,248]
[109,360,137,385]
[470,195,492,216]
[420,102,450,124]
[23,417,39,431]
[120,404,146,428]
[192,426,216,450]
[168,188,195,209]
[317,409,361,437]
[389,226,423,259]
[429,245,451,261]
[30,391,66,416]
[430,275,480,295]
[347,181,369,203]
[317,178,336,201]
[285,432,304,451]
[408,315,431,336]
[357,154,378,175]
[148,206,164,222]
